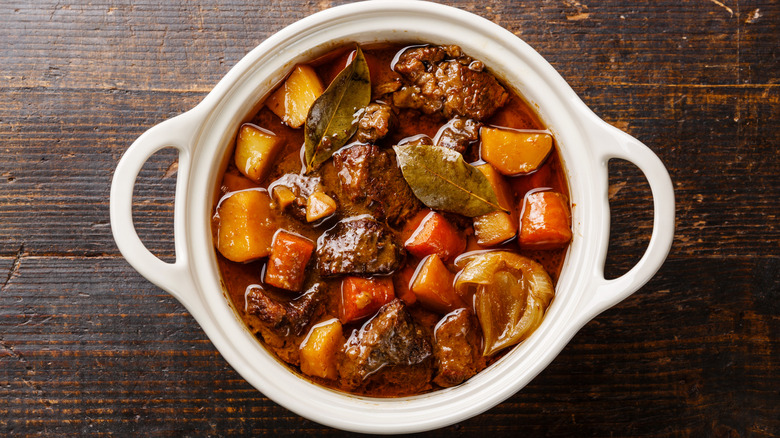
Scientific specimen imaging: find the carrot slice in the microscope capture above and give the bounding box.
[264,230,315,292]
[518,191,572,249]
[400,209,432,243]
[410,255,464,314]
[339,276,395,324]
[405,212,466,263]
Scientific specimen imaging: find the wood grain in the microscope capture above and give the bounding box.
[0,0,777,436]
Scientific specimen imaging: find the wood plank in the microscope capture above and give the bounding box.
[0,1,776,93]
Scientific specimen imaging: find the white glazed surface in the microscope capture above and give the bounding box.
[110,0,675,434]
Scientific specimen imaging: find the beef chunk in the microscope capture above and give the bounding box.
[246,283,324,337]
[373,80,401,97]
[392,45,508,121]
[340,299,432,388]
[433,308,485,387]
[316,215,404,276]
[435,117,481,155]
[355,103,395,143]
[350,363,433,397]
[332,144,421,226]
[269,173,323,221]
[393,45,461,83]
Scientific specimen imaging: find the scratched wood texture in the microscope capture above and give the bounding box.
[1,0,778,436]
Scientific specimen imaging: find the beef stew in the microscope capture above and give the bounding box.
[212,43,571,397]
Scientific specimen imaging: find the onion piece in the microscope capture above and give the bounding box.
[454,251,554,355]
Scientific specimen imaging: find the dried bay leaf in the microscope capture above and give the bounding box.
[304,46,371,172]
[393,143,505,217]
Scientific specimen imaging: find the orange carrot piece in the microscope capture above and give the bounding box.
[264,230,315,292]
[410,255,464,314]
[518,191,572,249]
[339,276,395,324]
[400,208,432,243]
[404,212,466,263]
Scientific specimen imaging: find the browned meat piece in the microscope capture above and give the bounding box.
[340,299,432,388]
[392,45,508,121]
[316,215,404,277]
[393,45,462,83]
[435,117,481,155]
[269,173,324,221]
[392,83,443,116]
[332,144,422,226]
[432,308,485,388]
[373,79,401,97]
[246,283,324,337]
[349,363,433,397]
[355,103,396,143]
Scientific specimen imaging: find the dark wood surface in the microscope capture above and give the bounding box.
[1,0,777,436]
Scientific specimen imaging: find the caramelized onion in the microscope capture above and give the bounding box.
[454,251,554,355]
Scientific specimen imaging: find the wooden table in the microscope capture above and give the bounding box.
[1,0,777,435]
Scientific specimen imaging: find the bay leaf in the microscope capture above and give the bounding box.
[393,143,506,217]
[304,46,371,172]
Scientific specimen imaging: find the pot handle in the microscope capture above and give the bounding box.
[585,123,675,317]
[110,111,200,307]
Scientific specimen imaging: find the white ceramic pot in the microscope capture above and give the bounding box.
[110,0,675,433]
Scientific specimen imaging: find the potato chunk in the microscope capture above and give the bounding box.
[474,211,518,246]
[480,127,553,175]
[410,255,465,314]
[305,192,337,222]
[272,185,296,209]
[300,318,343,380]
[473,163,517,246]
[215,190,276,262]
[265,65,324,128]
[475,163,515,210]
[220,168,258,193]
[234,124,284,183]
